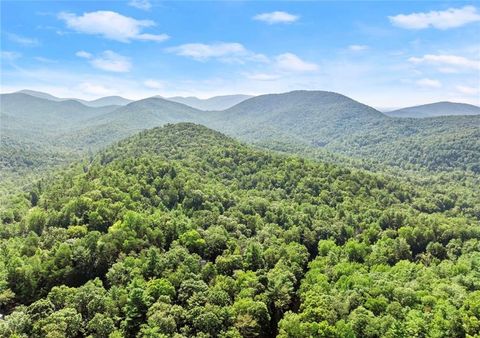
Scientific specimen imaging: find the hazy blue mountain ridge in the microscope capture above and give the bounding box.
[167,94,254,110]
[16,90,133,107]
[387,102,480,118]
[2,90,479,173]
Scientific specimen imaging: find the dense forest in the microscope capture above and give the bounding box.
[0,123,479,337]
[2,91,479,181]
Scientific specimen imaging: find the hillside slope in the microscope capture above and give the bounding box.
[0,123,478,337]
[207,91,480,172]
[210,90,385,144]
[0,93,119,174]
[91,97,203,129]
[62,97,206,150]
[0,94,206,173]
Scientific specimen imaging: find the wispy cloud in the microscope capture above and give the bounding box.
[0,66,162,100]
[1,51,21,61]
[409,54,480,71]
[456,85,479,95]
[58,11,169,42]
[244,73,281,81]
[128,0,152,11]
[275,53,318,72]
[167,42,268,63]
[389,6,480,30]
[349,45,369,52]
[7,33,40,47]
[253,11,299,24]
[144,79,165,90]
[34,56,57,63]
[416,78,442,88]
[78,82,116,96]
[76,50,132,72]
[76,51,92,59]
[244,53,319,81]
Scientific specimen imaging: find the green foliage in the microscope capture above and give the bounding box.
[0,123,478,337]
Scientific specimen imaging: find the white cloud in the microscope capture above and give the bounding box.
[7,33,39,47]
[168,42,244,60]
[416,78,442,88]
[456,85,479,95]
[90,51,131,73]
[389,6,480,30]
[76,50,92,59]
[144,79,165,89]
[78,82,116,96]
[349,45,369,51]
[76,50,132,72]
[409,54,480,71]
[1,51,21,60]
[0,65,164,100]
[245,73,281,81]
[167,42,268,63]
[275,53,319,72]
[253,11,299,24]
[437,67,459,74]
[34,57,57,63]
[58,11,169,42]
[3,60,479,106]
[129,0,151,10]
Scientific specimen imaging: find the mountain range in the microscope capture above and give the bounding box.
[17,89,133,107]
[14,89,479,117]
[15,90,254,111]
[1,90,479,174]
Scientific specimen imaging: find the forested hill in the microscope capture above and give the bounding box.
[208,91,480,172]
[210,90,385,145]
[88,97,203,130]
[1,123,479,337]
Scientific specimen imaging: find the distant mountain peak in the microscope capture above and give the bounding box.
[18,89,63,101]
[223,90,384,118]
[166,94,254,111]
[14,89,132,108]
[387,101,480,118]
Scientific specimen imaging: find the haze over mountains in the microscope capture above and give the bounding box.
[166,94,254,111]
[2,93,118,125]
[1,90,479,174]
[14,89,479,116]
[18,89,134,107]
[15,90,254,111]
[386,102,480,118]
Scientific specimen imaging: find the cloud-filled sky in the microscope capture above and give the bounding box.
[1,1,479,108]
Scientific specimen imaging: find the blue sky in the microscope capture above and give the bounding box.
[1,1,479,108]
